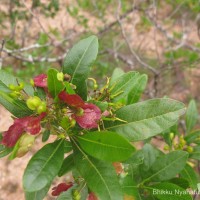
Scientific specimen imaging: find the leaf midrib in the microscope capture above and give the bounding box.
[111,72,138,94]
[26,140,63,189]
[72,138,113,200]
[70,37,96,83]
[76,136,132,151]
[142,152,188,183]
[107,107,185,130]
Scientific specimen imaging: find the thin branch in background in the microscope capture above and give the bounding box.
[21,0,54,41]
[0,40,5,68]
[3,49,68,63]
[116,0,158,75]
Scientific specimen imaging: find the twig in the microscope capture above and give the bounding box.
[3,48,68,63]
[116,0,158,75]
[22,0,54,41]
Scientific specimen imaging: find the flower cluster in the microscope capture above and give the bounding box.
[1,72,102,151]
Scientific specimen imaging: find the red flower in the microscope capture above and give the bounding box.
[51,182,73,196]
[1,113,46,147]
[58,91,84,107]
[33,74,47,88]
[58,91,101,129]
[73,104,101,129]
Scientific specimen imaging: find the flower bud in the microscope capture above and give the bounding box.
[30,79,34,86]
[26,96,42,110]
[70,119,76,127]
[180,136,186,147]
[64,74,71,81]
[57,72,64,82]
[164,145,170,151]
[69,83,76,89]
[16,134,35,157]
[187,146,193,153]
[169,132,174,140]
[94,84,98,90]
[10,91,20,98]
[72,189,81,200]
[76,108,84,116]
[37,101,47,114]
[18,82,24,90]
[8,84,16,91]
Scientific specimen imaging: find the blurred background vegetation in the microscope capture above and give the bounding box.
[0,0,200,103]
[1,1,200,199]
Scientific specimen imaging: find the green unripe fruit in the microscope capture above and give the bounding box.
[72,190,81,200]
[164,145,170,151]
[26,96,42,110]
[37,102,47,114]
[180,138,186,147]
[57,72,64,81]
[70,119,76,127]
[187,146,193,153]
[17,134,35,157]
[8,84,16,91]
[18,82,24,90]
[10,91,20,98]
[169,132,174,140]
[94,83,98,90]
[30,79,34,86]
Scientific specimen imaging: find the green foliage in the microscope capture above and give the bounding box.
[63,35,98,99]
[72,139,123,200]
[0,35,199,200]
[186,99,199,133]
[75,131,135,162]
[109,71,147,104]
[142,151,188,182]
[105,98,185,141]
[47,68,64,98]
[23,140,64,192]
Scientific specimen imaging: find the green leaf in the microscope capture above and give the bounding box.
[142,151,188,183]
[23,140,64,192]
[47,68,64,98]
[169,178,189,189]
[0,80,10,93]
[25,183,50,200]
[180,164,199,190]
[0,144,13,158]
[75,131,135,162]
[110,68,125,84]
[0,69,34,95]
[139,144,163,173]
[184,130,200,144]
[186,99,198,133]
[127,74,147,104]
[63,35,98,100]
[58,153,74,177]
[119,175,142,200]
[72,139,123,200]
[64,140,72,153]
[105,98,185,141]
[148,182,192,200]
[0,91,32,117]
[124,150,144,165]
[42,130,50,142]
[0,134,13,158]
[109,71,147,104]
